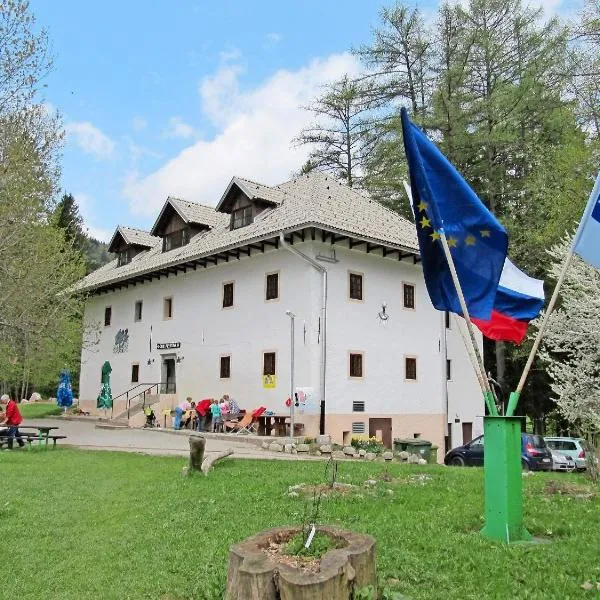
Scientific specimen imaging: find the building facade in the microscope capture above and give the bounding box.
[77,173,484,458]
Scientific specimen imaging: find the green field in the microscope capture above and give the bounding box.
[17,402,62,419]
[1,449,599,599]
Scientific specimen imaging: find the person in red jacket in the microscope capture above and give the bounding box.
[1,394,25,449]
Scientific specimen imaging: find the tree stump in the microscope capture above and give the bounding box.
[187,435,206,474]
[201,449,234,475]
[226,526,376,600]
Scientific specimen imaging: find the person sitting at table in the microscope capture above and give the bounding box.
[194,398,212,431]
[223,394,241,417]
[173,398,193,430]
[210,398,222,432]
[181,399,196,429]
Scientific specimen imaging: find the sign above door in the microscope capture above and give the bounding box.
[156,342,181,350]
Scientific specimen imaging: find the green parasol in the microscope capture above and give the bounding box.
[96,361,113,409]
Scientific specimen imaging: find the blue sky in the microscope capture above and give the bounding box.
[31,0,577,241]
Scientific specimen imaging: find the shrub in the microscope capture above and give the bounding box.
[350,436,385,454]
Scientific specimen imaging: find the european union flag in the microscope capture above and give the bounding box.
[401,108,508,320]
[573,172,600,269]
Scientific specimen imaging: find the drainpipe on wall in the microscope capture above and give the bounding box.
[279,232,327,435]
[440,312,449,450]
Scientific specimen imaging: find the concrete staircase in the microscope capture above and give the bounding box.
[111,393,178,428]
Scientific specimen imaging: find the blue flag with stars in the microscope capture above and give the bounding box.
[401,108,508,320]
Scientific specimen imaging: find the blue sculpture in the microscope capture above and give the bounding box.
[57,369,74,408]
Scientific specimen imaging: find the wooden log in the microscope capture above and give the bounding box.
[201,449,234,475]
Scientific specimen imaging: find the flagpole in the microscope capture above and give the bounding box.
[452,314,486,391]
[404,179,496,415]
[506,171,600,416]
[438,229,498,416]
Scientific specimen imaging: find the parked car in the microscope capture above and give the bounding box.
[550,450,576,472]
[444,433,553,471]
[544,437,587,471]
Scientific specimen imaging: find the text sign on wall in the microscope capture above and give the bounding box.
[156,342,181,350]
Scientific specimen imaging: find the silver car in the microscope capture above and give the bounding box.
[544,437,587,471]
[550,450,576,472]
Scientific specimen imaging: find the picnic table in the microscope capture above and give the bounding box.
[257,414,289,437]
[19,426,65,448]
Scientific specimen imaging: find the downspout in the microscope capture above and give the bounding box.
[279,232,327,435]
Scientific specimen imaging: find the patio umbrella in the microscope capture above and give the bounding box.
[96,361,113,410]
[56,369,74,411]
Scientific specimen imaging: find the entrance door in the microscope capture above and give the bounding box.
[369,418,393,449]
[161,355,176,393]
[462,422,473,444]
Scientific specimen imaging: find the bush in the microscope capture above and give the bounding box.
[350,436,385,454]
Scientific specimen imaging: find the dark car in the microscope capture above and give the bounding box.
[444,433,553,471]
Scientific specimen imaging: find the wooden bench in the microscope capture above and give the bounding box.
[0,434,39,450]
[48,435,67,448]
[0,433,67,449]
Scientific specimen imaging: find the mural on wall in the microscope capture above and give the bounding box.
[113,328,129,353]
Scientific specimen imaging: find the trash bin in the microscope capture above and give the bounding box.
[393,438,433,460]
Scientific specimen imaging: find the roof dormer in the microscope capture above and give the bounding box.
[217,177,283,230]
[108,226,159,267]
[150,197,219,253]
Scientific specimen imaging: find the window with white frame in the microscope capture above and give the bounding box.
[349,352,363,378]
[405,356,417,380]
[265,272,279,301]
[222,282,234,308]
[349,272,363,301]
[134,300,143,322]
[403,283,415,309]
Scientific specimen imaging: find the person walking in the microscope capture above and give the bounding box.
[1,394,25,449]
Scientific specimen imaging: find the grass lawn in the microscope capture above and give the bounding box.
[18,402,62,419]
[1,449,599,600]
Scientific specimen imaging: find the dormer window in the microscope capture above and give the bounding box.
[163,228,189,252]
[118,248,131,267]
[232,205,253,230]
[109,226,159,267]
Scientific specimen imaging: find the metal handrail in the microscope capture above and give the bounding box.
[111,381,177,419]
[111,382,161,420]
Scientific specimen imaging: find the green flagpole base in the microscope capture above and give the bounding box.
[506,391,520,417]
[481,416,532,544]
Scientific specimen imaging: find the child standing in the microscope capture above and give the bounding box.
[210,398,222,432]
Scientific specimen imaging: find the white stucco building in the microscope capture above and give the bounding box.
[76,173,483,458]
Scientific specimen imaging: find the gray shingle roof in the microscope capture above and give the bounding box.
[108,226,160,252]
[76,172,418,292]
[169,197,229,229]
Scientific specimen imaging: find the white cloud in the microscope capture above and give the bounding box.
[123,53,360,216]
[265,32,282,45]
[66,121,115,159]
[164,116,195,139]
[219,47,242,62]
[131,116,148,131]
[124,136,162,164]
[75,192,112,242]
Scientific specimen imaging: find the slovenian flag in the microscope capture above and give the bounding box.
[471,259,544,344]
[573,172,600,269]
